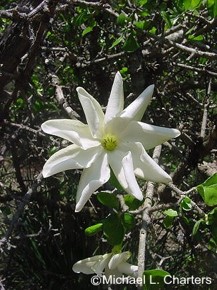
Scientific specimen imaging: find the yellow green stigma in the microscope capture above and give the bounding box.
[101,134,118,151]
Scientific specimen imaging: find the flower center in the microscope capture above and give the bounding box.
[101,134,118,151]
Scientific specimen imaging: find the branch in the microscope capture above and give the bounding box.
[3,120,44,137]
[76,52,125,68]
[73,0,119,17]
[50,74,80,119]
[137,145,162,286]
[0,173,43,251]
[173,62,217,77]
[168,183,205,217]
[168,40,217,59]
[200,80,211,138]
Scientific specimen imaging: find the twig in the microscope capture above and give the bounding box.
[50,74,80,119]
[3,120,44,136]
[147,203,177,214]
[77,52,125,68]
[0,173,43,251]
[200,80,211,138]
[168,184,205,217]
[167,40,217,59]
[174,62,217,77]
[72,0,119,17]
[137,145,162,287]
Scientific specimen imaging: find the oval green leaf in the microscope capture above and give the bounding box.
[103,214,124,246]
[85,223,103,236]
[197,173,217,206]
[97,192,119,210]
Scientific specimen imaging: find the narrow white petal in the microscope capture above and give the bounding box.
[108,252,131,270]
[104,117,131,137]
[92,253,112,274]
[108,150,143,200]
[122,152,144,200]
[122,121,180,150]
[75,153,110,212]
[105,72,124,123]
[120,84,154,121]
[131,142,172,183]
[72,255,106,274]
[117,262,138,277]
[42,144,101,178]
[41,119,100,149]
[108,150,128,189]
[77,87,105,137]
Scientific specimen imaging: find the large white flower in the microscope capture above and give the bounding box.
[72,251,138,277]
[41,72,180,212]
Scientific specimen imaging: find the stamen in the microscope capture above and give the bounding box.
[101,134,118,151]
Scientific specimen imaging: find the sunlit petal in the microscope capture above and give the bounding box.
[75,153,110,212]
[120,84,154,121]
[42,144,101,178]
[122,152,144,200]
[73,255,106,274]
[77,87,105,137]
[92,253,112,274]
[117,262,138,277]
[130,142,172,183]
[123,121,180,150]
[109,150,143,200]
[41,119,100,149]
[108,252,131,270]
[105,72,124,123]
[105,117,131,137]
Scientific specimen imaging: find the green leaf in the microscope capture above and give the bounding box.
[208,237,217,251]
[85,223,103,236]
[103,214,124,246]
[192,219,204,235]
[48,146,58,156]
[208,0,217,16]
[123,34,140,52]
[74,11,88,26]
[33,100,43,112]
[82,26,94,36]
[124,194,143,210]
[161,11,172,29]
[188,34,204,41]
[164,208,178,217]
[149,26,157,35]
[109,36,124,49]
[117,13,128,26]
[137,0,148,6]
[97,192,119,210]
[119,67,128,75]
[134,20,146,30]
[207,207,217,225]
[180,197,192,211]
[207,0,214,7]
[183,0,202,10]
[15,97,26,109]
[143,269,170,290]
[197,173,217,206]
[163,209,178,228]
[211,225,217,243]
[163,216,174,228]
[122,213,135,231]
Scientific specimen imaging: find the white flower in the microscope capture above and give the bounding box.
[41,72,180,212]
[72,251,138,277]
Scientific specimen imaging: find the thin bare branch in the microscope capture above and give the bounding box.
[0,173,43,251]
[137,145,162,286]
